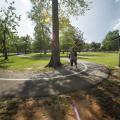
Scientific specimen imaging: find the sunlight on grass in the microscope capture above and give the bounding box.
[0,52,118,71]
[0,53,68,71]
[0,56,48,71]
[78,52,119,68]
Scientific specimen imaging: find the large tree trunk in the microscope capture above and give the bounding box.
[46,0,61,68]
[3,27,8,60]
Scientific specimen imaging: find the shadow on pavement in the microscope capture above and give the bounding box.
[1,65,118,120]
[0,66,92,98]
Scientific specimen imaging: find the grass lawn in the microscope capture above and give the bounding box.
[78,52,119,68]
[0,52,119,71]
[0,53,67,71]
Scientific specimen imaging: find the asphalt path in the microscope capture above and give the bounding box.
[0,60,110,98]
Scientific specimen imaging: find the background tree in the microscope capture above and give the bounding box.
[60,23,85,53]
[84,43,91,51]
[90,42,101,51]
[0,0,20,60]
[102,30,119,51]
[32,25,50,54]
[20,35,32,54]
[29,0,51,54]
[32,27,50,54]
[6,32,17,53]
[74,28,85,52]
[11,35,21,54]
[59,17,75,52]
[0,19,3,54]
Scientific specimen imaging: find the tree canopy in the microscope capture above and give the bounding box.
[0,0,20,59]
[30,0,90,67]
[102,30,120,51]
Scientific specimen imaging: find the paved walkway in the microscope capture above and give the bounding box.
[0,60,110,98]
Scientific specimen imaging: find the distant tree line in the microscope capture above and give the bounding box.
[83,30,119,52]
[101,30,119,51]
[0,24,119,59]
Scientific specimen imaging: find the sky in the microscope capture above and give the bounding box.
[0,0,120,43]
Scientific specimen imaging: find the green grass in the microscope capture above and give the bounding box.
[78,52,119,68]
[0,52,118,71]
[0,53,67,71]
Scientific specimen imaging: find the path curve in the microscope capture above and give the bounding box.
[0,62,87,81]
[0,60,110,98]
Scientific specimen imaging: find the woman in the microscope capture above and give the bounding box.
[69,48,77,69]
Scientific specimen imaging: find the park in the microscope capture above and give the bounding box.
[0,0,120,120]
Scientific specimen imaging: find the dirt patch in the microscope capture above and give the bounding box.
[0,68,120,120]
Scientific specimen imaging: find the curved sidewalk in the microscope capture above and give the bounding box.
[0,61,110,98]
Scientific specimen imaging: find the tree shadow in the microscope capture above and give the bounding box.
[0,66,93,120]
[0,65,119,120]
[0,59,14,69]
[85,79,120,120]
[21,56,50,61]
[0,98,23,120]
[19,53,51,61]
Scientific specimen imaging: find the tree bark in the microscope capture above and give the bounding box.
[3,25,8,60]
[46,0,61,68]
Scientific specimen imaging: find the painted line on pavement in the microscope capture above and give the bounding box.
[0,63,87,81]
